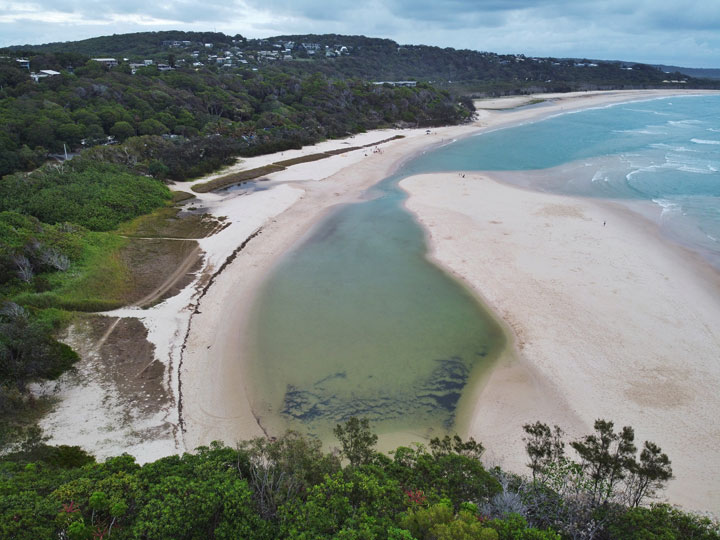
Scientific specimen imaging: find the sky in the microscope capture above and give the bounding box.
[1,0,719,68]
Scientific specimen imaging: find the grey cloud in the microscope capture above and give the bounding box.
[16,0,246,23]
[647,4,720,31]
[2,0,719,67]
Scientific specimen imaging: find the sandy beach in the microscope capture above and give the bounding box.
[401,173,720,512]
[39,89,720,511]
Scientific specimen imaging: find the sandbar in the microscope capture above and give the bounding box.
[401,172,720,512]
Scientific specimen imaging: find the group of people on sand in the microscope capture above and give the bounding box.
[365,146,384,157]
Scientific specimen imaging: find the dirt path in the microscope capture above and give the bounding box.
[132,245,203,309]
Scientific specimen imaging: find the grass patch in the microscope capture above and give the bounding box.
[12,196,218,312]
[117,206,221,239]
[192,164,286,193]
[16,232,131,312]
[274,152,331,167]
[324,146,363,155]
[172,191,196,203]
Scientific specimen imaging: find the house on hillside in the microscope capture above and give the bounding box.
[31,69,60,82]
[91,58,118,68]
[16,58,30,69]
[372,80,417,87]
[162,40,191,47]
[301,43,321,55]
[257,50,279,60]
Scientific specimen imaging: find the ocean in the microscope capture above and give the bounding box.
[403,94,720,268]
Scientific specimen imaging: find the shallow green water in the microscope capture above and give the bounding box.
[245,172,507,441]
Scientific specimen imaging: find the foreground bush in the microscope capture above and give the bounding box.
[1,418,716,539]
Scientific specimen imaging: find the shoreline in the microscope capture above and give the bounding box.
[401,172,720,512]
[37,89,720,509]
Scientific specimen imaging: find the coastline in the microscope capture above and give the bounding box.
[180,89,714,450]
[400,172,720,512]
[37,90,720,509]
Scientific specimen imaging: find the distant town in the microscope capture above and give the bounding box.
[6,35,691,86]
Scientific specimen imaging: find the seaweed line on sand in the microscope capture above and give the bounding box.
[176,227,268,442]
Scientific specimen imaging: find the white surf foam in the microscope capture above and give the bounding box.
[691,138,720,145]
[650,143,697,153]
[652,198,681,217]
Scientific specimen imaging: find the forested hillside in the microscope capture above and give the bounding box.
[8,30,242,58]
[10,30,719,94]
[5,29,717,181]
[0,59,471,178]
[268,33,714,93]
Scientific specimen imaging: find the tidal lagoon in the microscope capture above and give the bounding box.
[245,170,507,443]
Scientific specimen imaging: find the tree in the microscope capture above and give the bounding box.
[430,434,485,460]
[278,468,403,539]
[608,504,720,540]
[401,501,498,540]
[237,431,340,519]
[570,420,637,506]
[519,420,674,538]
[0,303,78,392]
[137,118,168,136]
[333,417,378,467]
[523,422,565,481]
[110,121,135,141]
[25,120,55,150]
[624,442,672,508]
[390,440,501,511]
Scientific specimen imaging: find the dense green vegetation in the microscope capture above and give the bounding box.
[9,31,241,58]
[0,53,473,178]
[267,34,712,92]
[0,417,716,539]
[0,159,170,230]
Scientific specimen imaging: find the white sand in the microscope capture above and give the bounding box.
[41,88,720,507]
[401,173,720,512]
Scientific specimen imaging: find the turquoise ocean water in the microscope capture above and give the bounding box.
[246,94,719,442]
[404,94,720,268]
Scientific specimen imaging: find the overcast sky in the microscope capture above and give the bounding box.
[1,0,719,68]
